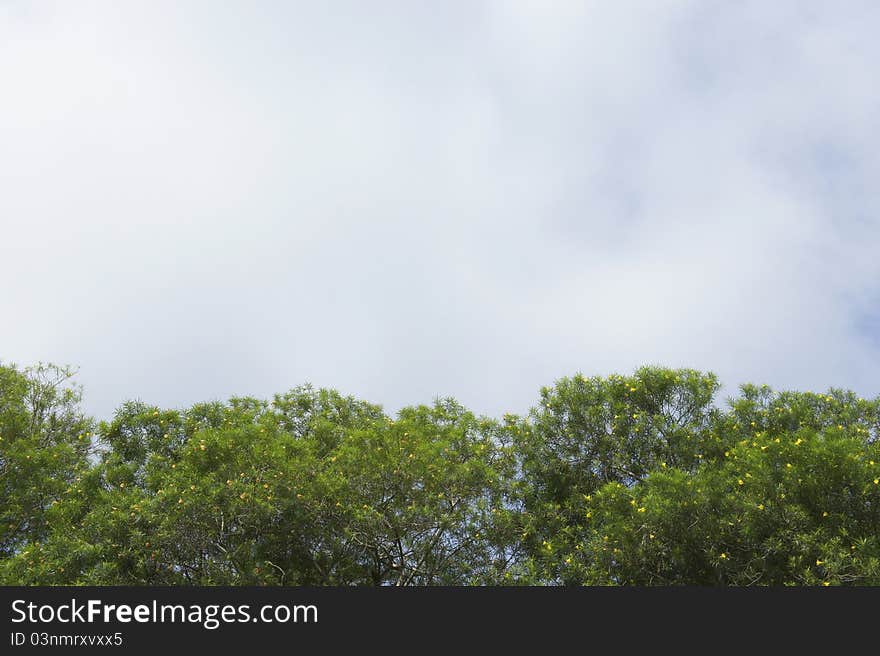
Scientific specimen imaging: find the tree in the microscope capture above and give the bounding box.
[0,363,93,582]
[320,399,516,585]
[567,424,880,585]
[512,366,721,583]
[16,386,387,584]
[3,363,879,586]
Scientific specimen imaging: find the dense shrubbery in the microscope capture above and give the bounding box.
[1,362,878,585]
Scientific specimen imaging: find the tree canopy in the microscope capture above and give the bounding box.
[1,361,877,585]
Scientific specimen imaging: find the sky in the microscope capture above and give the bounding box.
[2,0,879,421]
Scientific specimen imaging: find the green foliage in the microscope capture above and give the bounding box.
[567,428,880,585]
[2,362,878,586]
[0,363,93,574]
[514,366,721,582]
[323,399,516,584]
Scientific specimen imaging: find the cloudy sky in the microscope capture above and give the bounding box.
[2,0,879,420]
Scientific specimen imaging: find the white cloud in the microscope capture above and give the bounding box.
[1,1,878,419]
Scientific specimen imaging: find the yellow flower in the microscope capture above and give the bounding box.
[649,534,655,539]
[586,512,592,519]
[816,559,824,566]
[874,479,879,485]
[757,504,764,510]
[630,499,637,506]
[822,581,831,587]
[822,511,828,517]
[719,553,727,560]
[637,507,646,513]
[738,479,744,486]
[786,463,793,468]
